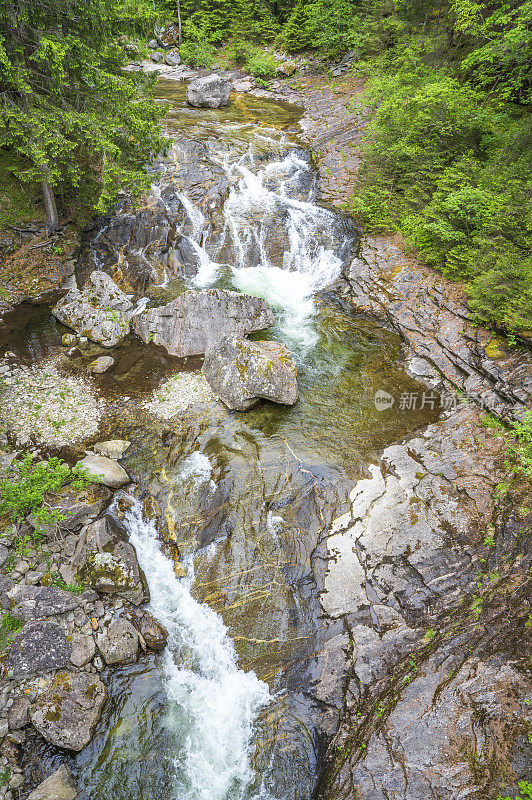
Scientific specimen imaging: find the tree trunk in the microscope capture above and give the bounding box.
[41,177,59,235]
[176,0,182,46]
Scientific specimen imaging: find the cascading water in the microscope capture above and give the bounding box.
[123,470,272,800]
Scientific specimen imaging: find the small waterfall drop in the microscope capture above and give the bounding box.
[124,487,272,800]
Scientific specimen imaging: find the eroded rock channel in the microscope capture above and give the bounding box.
[0,79,530,800]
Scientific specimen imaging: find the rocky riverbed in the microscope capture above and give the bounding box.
[0,62,530,800]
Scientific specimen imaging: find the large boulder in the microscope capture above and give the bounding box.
[76,454,130,488]
[5,620,72,678]
[203,336,299,411]
[186,74,232,108]
[156,23,180,48]
[132,288,274,357]
[96,618,139,665]
[71,516,149,605]
[28,484,111,534]
[8,585,80,623]
[52,271,133,347]
[27,764,81,800]
[164,48,181,66]
[30,670,107,751]
[133,610,169,651]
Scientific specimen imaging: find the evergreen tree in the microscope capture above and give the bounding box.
[0,0,166,232]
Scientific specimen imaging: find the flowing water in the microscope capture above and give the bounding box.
[6,82,443,799]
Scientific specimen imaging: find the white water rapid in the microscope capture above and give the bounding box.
[124,479,272,800]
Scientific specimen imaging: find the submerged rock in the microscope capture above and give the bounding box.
[203,336,299,410]
[96,618,139,665]
[76,453,129,488]
[89,355,115,374]
[52,271,133,347]
[71,516,149,605]
[30,670,107,751]
[132,288,275,357]
[5,620,72,677]
[186,74,232,108]
[27,764,81,800]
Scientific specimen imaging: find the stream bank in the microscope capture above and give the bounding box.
[0,68,530,800]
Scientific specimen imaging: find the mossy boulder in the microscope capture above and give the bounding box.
[203,336,299,410]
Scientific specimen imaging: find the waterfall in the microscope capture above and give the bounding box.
[124,487,272,800]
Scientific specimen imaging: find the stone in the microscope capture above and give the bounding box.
[71,516,149,605]
[93,439,131,460]
[276,61,296,77]
[156,23,181,48]
[148,39,158,49]
[27,764,80,800]
[61,333,77,346]
[132,288,274,357]
[5,621,72,678]
[150,51,162,63]
[96,618,139,665]
[69,633,96,668]
[8,585,80,622]
[186,74,232,109]
[134,610,168,651]
[89,355,115,374]
[30,670,107,751]
[52,271,133,347]
[76,454,129,488]
[28,483,111,534]
[203,336,299,411]
[8,696,30,730]
[164,48,181,66]
[0,718,8,738]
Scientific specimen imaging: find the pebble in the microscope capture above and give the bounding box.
[91,618,99,631]
[14,561,29,575]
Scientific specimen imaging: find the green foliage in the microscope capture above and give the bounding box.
[0,0,167,223]
[0,453,93,536]
[497,781,532,800]
[0,612,23,654]
[180,36,216,67]
[277,0,310,52]
[245,48,277,78]
[507,409,532,479]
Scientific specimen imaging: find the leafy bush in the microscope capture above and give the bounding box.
[180,38,216,67]
[0,454,93,536]
[0,613,23,655]
[245,48,276,78]
[507,409,532,479]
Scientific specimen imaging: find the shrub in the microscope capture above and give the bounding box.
[180,39,216,67]
[245,48,276,78]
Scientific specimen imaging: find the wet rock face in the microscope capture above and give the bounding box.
[5,620,72,677]
[186,74,232,108]
[133,609,168,651]
[345,240,532,419]
[132,288,275,357]
[52,271,133,347]
[27,764,81,800]
[71,516,149,605]
[203,336,299,410]
[30,670,107,751]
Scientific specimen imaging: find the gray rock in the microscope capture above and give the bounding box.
[70,633,96,668]
[71,516,149,605]
[134,610,168,651]
[150,51,162,63]
[89,355,114,374]
[148,39,158,49]
[133,288,274,357]
[52,271,133,347]
[0,718,7,739]
[186,74,232,108]
[93,439,131,460]
[97,618,139,665]
[164,48,181,66]
[8,585,80,622]
[5,620,72,677]
[30,670,107,751]
[203,336,299,411]
[76,454,129,488]
[28,483,111,534]
[61,333,77,346]
[27,764,80,800]
[8,695,30,730]
[156,23,181,48]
